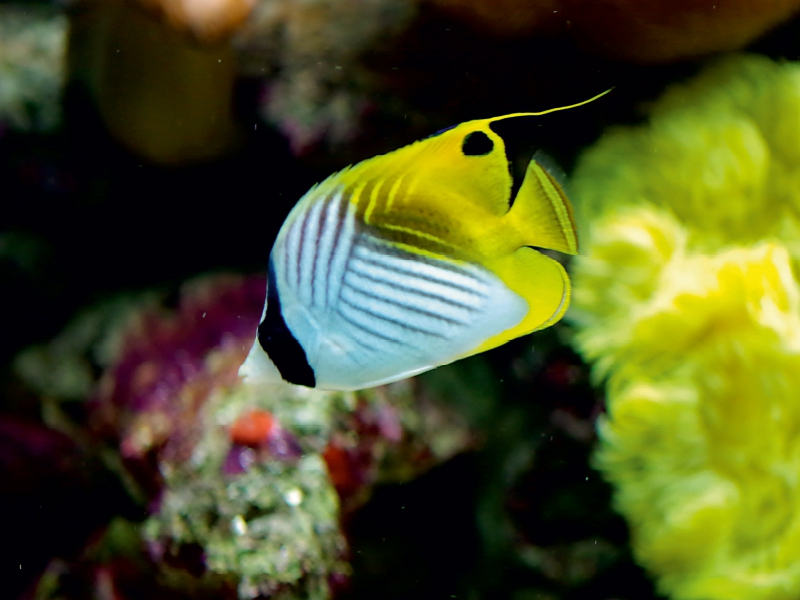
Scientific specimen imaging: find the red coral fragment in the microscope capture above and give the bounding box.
[229,409,274,447]
[323,443,363,499]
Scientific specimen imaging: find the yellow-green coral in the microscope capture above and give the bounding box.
[570,54,800,600]
[573,54,800,254]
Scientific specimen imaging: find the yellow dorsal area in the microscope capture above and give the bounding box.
[308,90,608,347]
[332,90,608,261]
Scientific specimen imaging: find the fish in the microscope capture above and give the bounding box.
[240,91,610,391]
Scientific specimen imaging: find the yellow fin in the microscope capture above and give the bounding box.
[491,88,613,120]
[471,246,571,355]
[335,90,610,257]
[506,157,579,255]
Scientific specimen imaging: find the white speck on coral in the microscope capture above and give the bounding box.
[232,514,248,535]
[284,488,303,506]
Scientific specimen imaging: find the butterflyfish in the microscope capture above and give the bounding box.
[240,91,610,391]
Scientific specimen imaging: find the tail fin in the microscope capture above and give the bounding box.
[507,154,579,255]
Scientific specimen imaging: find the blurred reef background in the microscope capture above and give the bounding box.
[6,1,800,599]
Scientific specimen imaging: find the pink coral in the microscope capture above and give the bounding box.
[89,274,265,493]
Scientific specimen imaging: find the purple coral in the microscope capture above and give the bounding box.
[88,274,266,497]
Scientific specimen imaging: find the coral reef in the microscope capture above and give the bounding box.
[234,0,416,154]
[569,54,800,599]
[15,272,475,599]
[145,384,349,600]
[0,5,66,132]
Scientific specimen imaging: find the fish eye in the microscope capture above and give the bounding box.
[461,131,494,156]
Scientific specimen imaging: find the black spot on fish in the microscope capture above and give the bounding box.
[489,117,538,209]
[462,131,494,156]
[258,261,316,388]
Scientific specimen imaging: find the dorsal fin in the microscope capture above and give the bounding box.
[487,88,612,210]
[506,157,578,255]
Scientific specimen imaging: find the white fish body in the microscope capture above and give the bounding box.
[239,93,610,390]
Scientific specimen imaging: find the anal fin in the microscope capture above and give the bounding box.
[473,247,570,354]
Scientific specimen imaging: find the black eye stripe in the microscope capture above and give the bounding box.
[462,131,494,156]
[489,117,537,209]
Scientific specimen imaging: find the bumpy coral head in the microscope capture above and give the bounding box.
[569,54,800,600]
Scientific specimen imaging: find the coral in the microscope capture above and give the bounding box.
[67,0,417,160]
[569,54,800,599]
[0,5,66,132]
[144,383,350,600]
[15,294,158,402]
[81,274,366,597]
[233,0,416,153]
[15,272,475,599]
[87,274,268,466]
[69,0,244,164]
